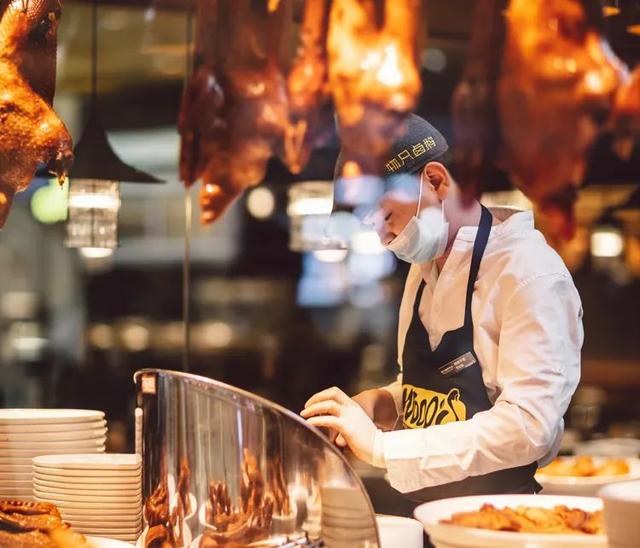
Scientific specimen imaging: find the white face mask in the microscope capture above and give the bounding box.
[384,174,449,264]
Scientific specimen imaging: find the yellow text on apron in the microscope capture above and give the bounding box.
[402,384,467,428]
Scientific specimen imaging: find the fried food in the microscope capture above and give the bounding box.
[539,456,630,477]
[0,500,87,547]
[442,503,604,535]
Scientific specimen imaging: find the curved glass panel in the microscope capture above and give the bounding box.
[135,369,379,547]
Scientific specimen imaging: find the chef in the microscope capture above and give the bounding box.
[301,114,583,500]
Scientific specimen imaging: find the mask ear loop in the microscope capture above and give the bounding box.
[416,170,425,218]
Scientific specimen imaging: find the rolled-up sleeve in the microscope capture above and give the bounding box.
[384,273,583,493]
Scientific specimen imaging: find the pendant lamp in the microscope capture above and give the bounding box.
[66,0,162,252]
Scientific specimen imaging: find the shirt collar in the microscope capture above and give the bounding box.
[455,206,534,243]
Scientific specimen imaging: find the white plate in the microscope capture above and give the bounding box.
[0,494,33,501]
[0,428,107,447]
[66,519,142,529]
[0,437,106,449]
[76,526,142,535]
[34,489,141,503]
[0,420,106,434]
[0,475,32,482]
[35,496,142,510]
[537,457,640,496]
[0,409,104,424]
[33,454,141,470]
[0,489,33,496]
[33,467,140,478]
[87,536,138,548]
[0,433,106,446]
[0,479,31,487]
[34,471,141,484]
[89,533,138,542]
[414,494,606,548]
[0,446,105,458]
[61,510,143,521]
[34,479,140,494]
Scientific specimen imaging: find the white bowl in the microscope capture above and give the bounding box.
[599,480,640,548]
[377,515,423,548]
[536,457,640,496]
[414,494,606,548]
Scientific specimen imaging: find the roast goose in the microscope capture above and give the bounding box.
[179,0,290,224]
[610,63,640,161]
[328,0,421,179]
[0,0,73,228]
[285,0,332,175]
[453,0,626,239]
[180,0,421,223]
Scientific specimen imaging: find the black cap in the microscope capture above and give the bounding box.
[333,114,449,182]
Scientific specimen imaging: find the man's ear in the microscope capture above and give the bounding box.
[422,162,451,200]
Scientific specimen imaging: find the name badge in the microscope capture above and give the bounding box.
[438,351,476,377]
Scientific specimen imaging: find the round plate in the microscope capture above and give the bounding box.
[60,510,143,520]
[34,479,140,494]
[0,472,32,480]
[0,420,106,434]
[0,446,105,458]
[0,409,104,424]
[75,526,142,535]
[65,519,142,529]
[0,494,32,501]
[536,457,640,496]
[60,509,142,527]
[86,536,140,547]
[34,489,141,503]
[34,496,141,510]
[33,454,141,470]
[414,494,606,548]
[0,479,32,487]
[34,471,140,484]
[0,437,106,450]
[0,428,107,443]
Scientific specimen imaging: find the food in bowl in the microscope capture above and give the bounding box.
[441,503,604,535]
[0,499,88,547]
[539,456,630,477]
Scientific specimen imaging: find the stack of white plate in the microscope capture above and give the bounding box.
[0,409,106,501]
[33,454,142,543]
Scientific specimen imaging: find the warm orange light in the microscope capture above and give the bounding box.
[603,7,620,17]
[627,24,640,36]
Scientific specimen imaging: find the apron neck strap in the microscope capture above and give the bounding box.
[464,205,492,327]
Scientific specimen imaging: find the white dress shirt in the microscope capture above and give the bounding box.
[380,207,583,494]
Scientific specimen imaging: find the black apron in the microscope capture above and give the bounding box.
[400,205,539,502]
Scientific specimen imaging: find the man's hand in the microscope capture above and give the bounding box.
[301,386,382,466]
